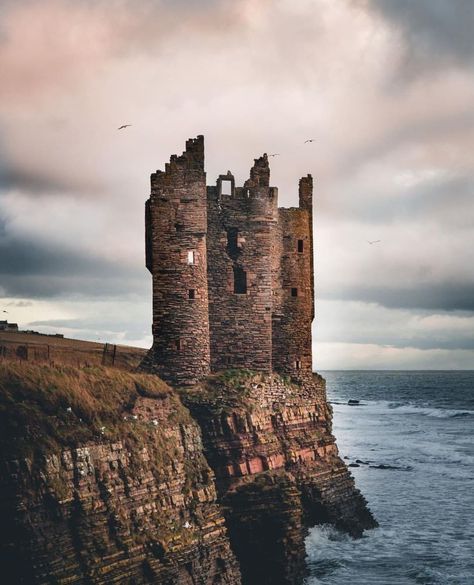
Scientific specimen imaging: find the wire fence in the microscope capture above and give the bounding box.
[0,339,144,371]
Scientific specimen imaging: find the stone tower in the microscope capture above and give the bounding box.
[142,136,211,385]
[271,175,314,374]
[141,136,315,385]
[206,155,278,374]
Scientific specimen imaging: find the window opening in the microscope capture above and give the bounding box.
[175,340,182,351]
[175,223,184,232]
[297,239,304,253]
[220,180,232,196]
[188,289,195,300]
[187,250,195,265]
[295,360,301,370]
[291,287,298,297]
[227,228,239,255]
[233,266,247,294]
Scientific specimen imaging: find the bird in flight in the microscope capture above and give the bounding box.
[268,153,280,157]
[304,139,316,143]
[2,310,7,313]
[117,124,132,130]
[368,240,381,245]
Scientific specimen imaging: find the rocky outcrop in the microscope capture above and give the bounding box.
[0,363,240,584]
[181,370,377,585]
[0,363,376,585]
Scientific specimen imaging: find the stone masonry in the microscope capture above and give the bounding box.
[142,136,314,385]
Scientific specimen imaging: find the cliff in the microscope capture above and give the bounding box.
[180,370,377,584]
[0,362,376,584]
[0,363,240,584]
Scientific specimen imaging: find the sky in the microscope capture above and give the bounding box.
[1,0,473,369]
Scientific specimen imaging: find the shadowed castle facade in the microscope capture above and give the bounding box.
[141,135,315,385]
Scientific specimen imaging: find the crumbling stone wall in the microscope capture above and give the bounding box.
[207,157,277,374]
[272,191,313,374]
[142,136,211,385]
[142,137,315,385]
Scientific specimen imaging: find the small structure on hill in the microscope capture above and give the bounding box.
[0,321,18,332]
[141,135,315,385]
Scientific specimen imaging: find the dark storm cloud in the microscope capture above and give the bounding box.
[360,0,474,72]
[0,0,472,367]
[0,231,146,298]
[323,283,474,313]
[0,166,67,195]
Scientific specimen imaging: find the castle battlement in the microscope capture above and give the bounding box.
[142,136,314,385]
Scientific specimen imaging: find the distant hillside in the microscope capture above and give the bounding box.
[0,331,147,371]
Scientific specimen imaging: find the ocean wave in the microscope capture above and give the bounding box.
[386,404,474,419]
[334,400,474,419]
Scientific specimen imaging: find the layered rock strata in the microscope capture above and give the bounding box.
[0,363,240,584]
[181,370,377,585]
[0,363,376,585]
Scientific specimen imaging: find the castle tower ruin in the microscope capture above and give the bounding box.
[141,136,315,385]
[142,136,211,385]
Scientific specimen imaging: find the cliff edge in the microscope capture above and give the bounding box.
[0,363,240,584]
[0,362,376,584]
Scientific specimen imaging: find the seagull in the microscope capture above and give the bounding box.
[2,310,7,313]
[117,124,132,130]
[304,139,316,143]
[268,153,280,157]
[368,240,381,245]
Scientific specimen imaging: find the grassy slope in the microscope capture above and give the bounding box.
[0,331,147,370]
[0,362,178,459]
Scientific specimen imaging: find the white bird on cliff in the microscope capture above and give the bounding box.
[368,240,381,245]
[117,124,132,130]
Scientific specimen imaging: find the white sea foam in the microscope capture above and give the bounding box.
[311,372,474,584]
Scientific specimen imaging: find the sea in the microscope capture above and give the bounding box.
[305,371,474,585]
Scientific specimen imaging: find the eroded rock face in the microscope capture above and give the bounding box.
[0,364,241,585]
[0,364,376,585]
[181,370,377,585]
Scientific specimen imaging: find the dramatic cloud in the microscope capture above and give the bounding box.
[359,0,474,74]
[0,0,473,368]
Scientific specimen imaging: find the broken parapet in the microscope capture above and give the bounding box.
[142,136,314,384]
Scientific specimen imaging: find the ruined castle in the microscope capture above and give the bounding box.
[142,135,315,385]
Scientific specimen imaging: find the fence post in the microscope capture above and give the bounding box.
[102,343,108,365]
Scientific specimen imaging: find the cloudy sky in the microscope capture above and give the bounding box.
[1,0,473,369]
